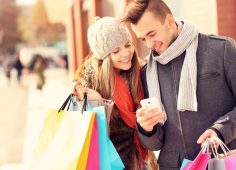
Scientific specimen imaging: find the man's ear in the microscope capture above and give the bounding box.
[165,14,175,27]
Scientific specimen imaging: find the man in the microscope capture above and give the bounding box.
[122,0,236,169]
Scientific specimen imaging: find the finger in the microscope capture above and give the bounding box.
[75,85,84,95]
[137,107,163,126]
[209,137,220,149]
[78,87,86,93]
[79,88,87,96]
[84,87,88,94]
[138,112,162,128]
[76,87,87,100]
[137,113,146,124]
[197,131,209,144]
[136,107,145,117]
[75,84,83,90]
[138,117,155,131]
[143,109,162,120]
[209,142,219,152]
[148,113,165,125]
[139,117,159,132]
[145,105,160,113]
[73,84,80,96]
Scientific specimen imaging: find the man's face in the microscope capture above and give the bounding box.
[131,11,176,55]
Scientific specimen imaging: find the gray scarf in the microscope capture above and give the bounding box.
[146,18,199,113]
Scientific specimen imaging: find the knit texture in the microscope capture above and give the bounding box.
[146,18,199,112]
[87,16,132,60]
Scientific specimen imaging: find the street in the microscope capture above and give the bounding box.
[0,81,28,165]
[0,68,72,169]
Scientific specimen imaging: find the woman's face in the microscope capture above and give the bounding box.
[110,41,134,71]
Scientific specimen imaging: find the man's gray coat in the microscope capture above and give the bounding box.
[138,34,236,170]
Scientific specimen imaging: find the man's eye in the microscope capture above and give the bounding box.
[150,33,156,37]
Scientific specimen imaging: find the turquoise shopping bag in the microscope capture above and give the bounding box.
[180,159,191,170]
[180,140,211,170]
[93,106,124,170]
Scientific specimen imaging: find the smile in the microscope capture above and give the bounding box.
[154,43,162,53]
[120,59,129,63]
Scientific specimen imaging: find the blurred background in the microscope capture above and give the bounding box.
[0,0,235,169]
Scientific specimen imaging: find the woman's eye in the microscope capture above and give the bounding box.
[112,50,119,54]
[125,43,131,48]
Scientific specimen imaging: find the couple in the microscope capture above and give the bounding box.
[74,0,236,169]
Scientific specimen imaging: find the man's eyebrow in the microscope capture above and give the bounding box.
[138,30,155,39]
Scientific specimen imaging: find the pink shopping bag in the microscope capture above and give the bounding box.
[184,151,211,170]
[181,140,211,170]
[86,114,100,170]
[224,151,236,170]
[208,137,236,170]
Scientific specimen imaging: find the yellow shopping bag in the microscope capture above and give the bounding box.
[77,112,95,169]
[30,94,95,170]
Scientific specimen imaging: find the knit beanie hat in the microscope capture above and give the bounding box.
[87,16,132,60]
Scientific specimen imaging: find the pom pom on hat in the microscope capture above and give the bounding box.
[87,16,132,60]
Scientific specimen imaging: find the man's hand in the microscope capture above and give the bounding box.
[136,104,165,132]
[197,129,219,150]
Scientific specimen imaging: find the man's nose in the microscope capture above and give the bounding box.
[146,40,153,49]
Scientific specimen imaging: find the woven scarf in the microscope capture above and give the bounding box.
[146,18,199,112]
[112,73,148,166]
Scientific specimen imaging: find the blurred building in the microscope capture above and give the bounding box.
[66,0,236,73]
[43,0,67,24]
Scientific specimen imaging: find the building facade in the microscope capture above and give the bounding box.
[66,0,236,73]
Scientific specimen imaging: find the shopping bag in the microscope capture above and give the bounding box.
[180,159,192,170]
[181,139,211,170]
[77,113,95,170]
[93,106,125,170]
[30,93,95,170]
[86,114,100,170]
[208,137,236,170]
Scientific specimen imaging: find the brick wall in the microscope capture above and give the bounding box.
[217,0,236,40]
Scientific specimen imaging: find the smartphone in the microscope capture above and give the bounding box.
[140,97,158,107]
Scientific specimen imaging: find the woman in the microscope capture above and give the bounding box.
[74,17,158,170]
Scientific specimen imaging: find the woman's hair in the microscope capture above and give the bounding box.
[75,47,142,105]
[77,16,143,105]
[122,0,172,24]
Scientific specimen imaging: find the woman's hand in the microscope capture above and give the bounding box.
[74,84,103,101]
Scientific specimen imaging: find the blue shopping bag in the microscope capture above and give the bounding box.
[180,159,191,170]
[93,106,124,170]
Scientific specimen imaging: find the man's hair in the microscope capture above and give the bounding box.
[122,0,172,24]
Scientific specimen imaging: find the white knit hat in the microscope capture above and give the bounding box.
[87,16,132,60]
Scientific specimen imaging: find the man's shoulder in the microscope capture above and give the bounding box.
[198,33,236,50]
[199,33,228,41]
[209,34,228,41]
[200,33,235,43]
